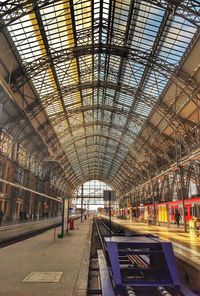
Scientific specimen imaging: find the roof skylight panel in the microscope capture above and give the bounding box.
[157,16,197,64]
[93,91,98,105]
[55,122,69,135]
[83,94,93,106]
[95,89,103,105]
[116,92,134,106]
[8,15,43,63]
[68,113,83,126]
[73,127,86,137]
[113,113,127,125]
[104,94,115,106]
[79,56,92,72]
[46,100,63,116]
[31,76,55,96]
[128,121,141,135]
[122,61,145,88]
[102,0,110,20]
[74,0,92,33]
[56,61,79,85]
[129,4,163,52]
[143,71,168,97]
[84,110,93,120]
[82,88,93,97]
[63,92,79,106]
[93,0,100,20]
[113,2,129,34]
[56,62,77,85]
[135,102,152,117]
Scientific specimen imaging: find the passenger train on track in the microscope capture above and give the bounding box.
[117,197,200,224]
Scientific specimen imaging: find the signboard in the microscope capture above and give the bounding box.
[63,199,69,232]
[103,190,116,201]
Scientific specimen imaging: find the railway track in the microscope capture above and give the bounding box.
[88,217,194,296]
[0,215,81,248]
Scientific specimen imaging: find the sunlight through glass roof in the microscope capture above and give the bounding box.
[3,0,199,194]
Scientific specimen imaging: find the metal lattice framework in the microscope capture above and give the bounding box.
[0,0,200,195]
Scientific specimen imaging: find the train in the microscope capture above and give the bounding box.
[116,197,200,225]
[0,214,81,245]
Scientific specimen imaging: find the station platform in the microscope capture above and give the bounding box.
[101,215,200,270]
[0,216,93,296]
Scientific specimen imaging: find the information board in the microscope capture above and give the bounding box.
[61,198,69,236]
[103,190,116,201]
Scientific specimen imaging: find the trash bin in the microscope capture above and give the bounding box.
[69,219,74,230]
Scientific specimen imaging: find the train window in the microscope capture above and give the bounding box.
[184,208,188,216]
[171,208,174,215]
[190,207,194,216]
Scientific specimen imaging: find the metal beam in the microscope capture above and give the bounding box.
[1,0,199,31]
[10,44,197,95]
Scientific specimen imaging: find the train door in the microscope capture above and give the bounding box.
[178,204,190,222]
[184,204,190,221]
[158,205,167,223]
[170,205,178,223]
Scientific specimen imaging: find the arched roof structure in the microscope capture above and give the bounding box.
[0,0,200,195]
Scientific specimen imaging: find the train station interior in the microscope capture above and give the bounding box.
[0,0,200,295]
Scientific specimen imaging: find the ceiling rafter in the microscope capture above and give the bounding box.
[10,44,198,94]
[1,0,199,196]
[1,0,199,31]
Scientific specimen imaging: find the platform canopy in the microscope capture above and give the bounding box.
[1,0,200,195]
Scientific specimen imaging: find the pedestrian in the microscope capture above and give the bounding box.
[175,209,181,227]
[0,209,4,226]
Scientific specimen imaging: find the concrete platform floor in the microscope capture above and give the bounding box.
[0,216,93,296]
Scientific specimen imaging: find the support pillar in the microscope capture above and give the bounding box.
[179,165,187,233]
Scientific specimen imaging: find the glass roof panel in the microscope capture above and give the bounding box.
[4,0,198,190]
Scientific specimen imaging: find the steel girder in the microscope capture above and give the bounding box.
[72,158,137,192]
[0,0,199,31]
[65,144,141,177]
[57,120,172,163]
[1,1,199,196]
[10,44,198,95]
[33,5,85,181]
[124,160,200,202]
[52,131,155,184]
[68,148,141,179]
[52,134,148,183]
[1,76,77,187]
[0,0,61,30]
[52,132,155,166]
[24,80,184,125]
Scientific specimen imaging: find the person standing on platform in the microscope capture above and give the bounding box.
[175,209,181,227]
[0,209,4,226]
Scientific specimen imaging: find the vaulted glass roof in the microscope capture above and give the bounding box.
[2,0,199,194]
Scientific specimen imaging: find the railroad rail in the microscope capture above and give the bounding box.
[0,215,81,248]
